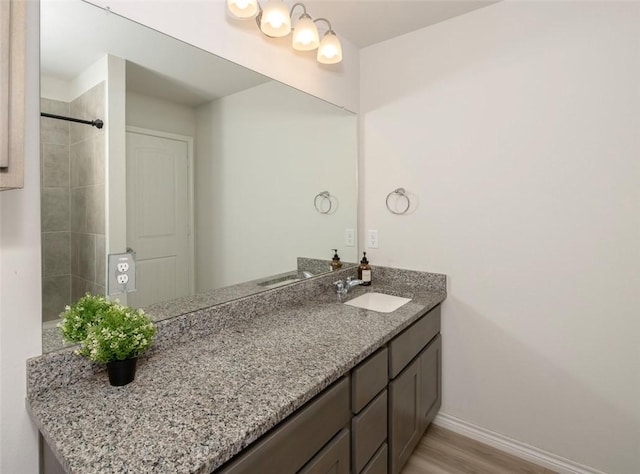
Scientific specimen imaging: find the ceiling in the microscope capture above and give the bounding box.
[303,1,497,48]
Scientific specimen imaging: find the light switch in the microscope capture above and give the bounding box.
[367,230,379,249]
[345,229,355,247]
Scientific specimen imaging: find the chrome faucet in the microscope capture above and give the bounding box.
[334,277,364,300]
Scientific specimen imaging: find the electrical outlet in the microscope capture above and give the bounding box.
[345,229,355,247]
[367,230,379,249]
[108,252,137,295]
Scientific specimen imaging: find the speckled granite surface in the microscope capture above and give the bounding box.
[296,257,356,276]
[27,266,445,474]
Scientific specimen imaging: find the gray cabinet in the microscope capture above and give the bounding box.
[388,356,421,474]
[420,334,442,429]
[361,444,387,474]
[388,306,442,474]
[300,429,350,474]
[352,390,387,473]
[218,377,350,474]
[216,304,442,474]
[350,347,388,473]
[351,347,388,414]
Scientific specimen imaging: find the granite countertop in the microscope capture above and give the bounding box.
[28,277,445,474]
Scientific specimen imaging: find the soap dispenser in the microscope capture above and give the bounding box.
[358,252,372,286]
[330,249,343,271]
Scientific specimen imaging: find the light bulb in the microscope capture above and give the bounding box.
[227,0,258,18]
[317,31,342,64]
[292,14,319,51]
[260,0,291,37]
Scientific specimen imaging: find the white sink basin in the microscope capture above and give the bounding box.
[344,292,411,313]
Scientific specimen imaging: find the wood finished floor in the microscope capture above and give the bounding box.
[401,425,557,474]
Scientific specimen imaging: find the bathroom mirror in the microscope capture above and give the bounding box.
[40,0,357,352]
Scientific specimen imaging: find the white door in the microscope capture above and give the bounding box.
[126,131,191,308]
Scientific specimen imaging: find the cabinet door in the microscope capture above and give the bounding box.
[388,356,421,474]
[0,0,26,190]
[299,429,350,474]
[420,334,442,430]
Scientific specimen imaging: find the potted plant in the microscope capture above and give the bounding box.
[58,293,112,344]
[59,294,156,386]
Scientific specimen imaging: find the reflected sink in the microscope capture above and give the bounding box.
[344,292,411,313]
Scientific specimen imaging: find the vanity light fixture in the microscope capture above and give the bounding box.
[259,0,291,37]
[226,0,342,64]
[227,0,258,19]
[315,19,342,64]
[291,4,319,51]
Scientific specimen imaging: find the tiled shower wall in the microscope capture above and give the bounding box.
[41,98,72,321]
[40,82,106,321]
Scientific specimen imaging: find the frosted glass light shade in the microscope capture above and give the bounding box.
[317,31,342,64]
[292,15,319,51]
[227,0,258,18]
[260,0,291,38]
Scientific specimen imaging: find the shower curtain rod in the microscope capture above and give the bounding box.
[40,112,104,129]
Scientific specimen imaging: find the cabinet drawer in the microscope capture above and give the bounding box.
[299,428,350,474]
[352,389,387,473]
[352,347,388,414]
[389,305,440,379]
[218,377,350,474]
[361,443,387,474]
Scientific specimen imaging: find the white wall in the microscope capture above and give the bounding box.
[87,0,359,113]
[41,56,108,103]
[196,81,357,290]
[361,2,640,473]
[0,1,42,472]
[126,92,197,138]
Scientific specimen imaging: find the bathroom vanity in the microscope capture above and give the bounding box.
[27,266,446,473]
[219,305,441,474]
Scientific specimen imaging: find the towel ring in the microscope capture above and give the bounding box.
[314,191,332,214]
[386,188,410,215]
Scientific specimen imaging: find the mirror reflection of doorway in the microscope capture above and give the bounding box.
[125,129,193,308]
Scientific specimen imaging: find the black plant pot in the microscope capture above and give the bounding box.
[107,357,137,386]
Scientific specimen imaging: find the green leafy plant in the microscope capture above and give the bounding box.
[58,293,112,343]
[79,305,156,363]
[58,294,156,363]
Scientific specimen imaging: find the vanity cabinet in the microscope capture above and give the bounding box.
[388,306,442,474]
[389,356,422,473]
[300,429,351,474]
[219,377,351,474]
[350,347,388,473]
[216,304,441,474]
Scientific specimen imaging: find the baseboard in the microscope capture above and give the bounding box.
[433,413,607,474]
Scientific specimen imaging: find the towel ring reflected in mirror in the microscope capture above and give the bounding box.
[386,188,411,215]
[314,191,332,214]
